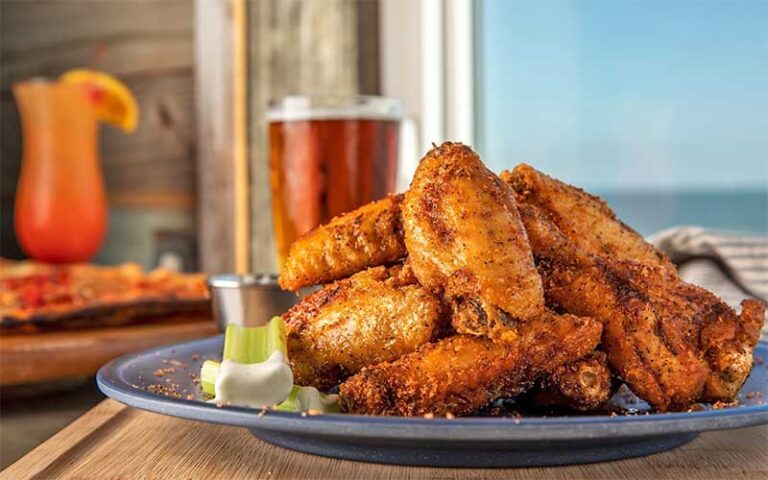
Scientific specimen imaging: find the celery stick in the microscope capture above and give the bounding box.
[201,317,286,395]
[201,316,338,412]
[200,360,220,395]
[274,386,301,412]
[222,317,287,363]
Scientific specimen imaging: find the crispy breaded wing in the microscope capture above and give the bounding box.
[340,312,601,416]
[508,167,766,408]
[503,165,674,272]
[614,259,765,402]
[700,298,764,401]
[533,352,612,412]
[279,194,406,291]
[517,201,765,409]
[518,202,709,410]
[403,143,545,341]
[284,264,447,390]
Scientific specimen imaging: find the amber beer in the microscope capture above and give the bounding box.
[268,96,401,266]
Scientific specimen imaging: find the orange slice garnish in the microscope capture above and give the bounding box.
[59,69,139,133]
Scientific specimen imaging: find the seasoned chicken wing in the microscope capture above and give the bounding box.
[614,259,765,403]
[533,352,612,412]
[509,167,765,407]
[503,165,674,272]
[284,264,448,390]
[517,202,708,409]
[516,200,764,410]
[403,143,545,341]
[279,194,406,291]
[340,312,601,416]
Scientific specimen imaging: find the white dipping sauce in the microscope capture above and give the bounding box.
[213,351,294,408]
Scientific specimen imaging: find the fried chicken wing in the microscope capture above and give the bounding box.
[533,352,612,411]
[614,259,765,402]
[700,297,764,401]
[403,143,545,341]
[503,165,674,272]
[279,194,406,291]
[517,202,708,409]
[509,167,765,407]
[284,264,447,390]
[340,312,601,416]
[516,199,765,410]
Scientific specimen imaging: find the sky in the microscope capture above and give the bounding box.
[476,0,768,191]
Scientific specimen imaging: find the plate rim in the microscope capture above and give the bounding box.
[97,336,768,441]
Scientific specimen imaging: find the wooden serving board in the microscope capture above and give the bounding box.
[3,399,766,480]
[0,319,217,386]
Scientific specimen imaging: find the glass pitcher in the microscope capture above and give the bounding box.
[13,80,107,263]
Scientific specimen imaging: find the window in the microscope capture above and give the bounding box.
[474,0,767,234]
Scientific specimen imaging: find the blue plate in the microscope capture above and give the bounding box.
[97,337,768,467]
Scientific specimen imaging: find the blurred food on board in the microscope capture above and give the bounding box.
[0,259,210,331]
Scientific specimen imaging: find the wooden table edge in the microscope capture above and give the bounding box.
[3,399,766,480]
[1,399,127,479]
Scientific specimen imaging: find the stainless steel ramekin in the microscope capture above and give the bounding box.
[207,274,300,331]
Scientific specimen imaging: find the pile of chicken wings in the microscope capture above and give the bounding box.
[279,142,764,416]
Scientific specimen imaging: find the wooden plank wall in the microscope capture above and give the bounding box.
[247,0,381,273]
[0,0,196,268]
[195,0,381,273]
[194,0,255,274]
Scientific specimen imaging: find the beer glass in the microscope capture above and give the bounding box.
[268,95,402,267]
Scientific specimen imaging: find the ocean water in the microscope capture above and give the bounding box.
[599,190,767,237]
[1,191,765,263]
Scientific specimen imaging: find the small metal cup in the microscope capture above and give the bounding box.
[207,274,300,331]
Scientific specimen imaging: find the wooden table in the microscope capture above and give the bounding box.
[3,400,766,479]
[0,320,217,386]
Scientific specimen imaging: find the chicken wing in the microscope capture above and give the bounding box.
[532,352,612,412]
[284,264,448,390]
[503,165,674,272]
[613,259,765,402]
[340,312,602,416]
[516,200,764,410]
[402,143,545,341]
[508,167,765,406]
[279,194,406,291]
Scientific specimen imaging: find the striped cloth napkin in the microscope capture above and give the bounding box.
[650,227,768,340]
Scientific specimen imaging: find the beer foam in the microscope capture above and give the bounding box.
[267,96,402,122]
